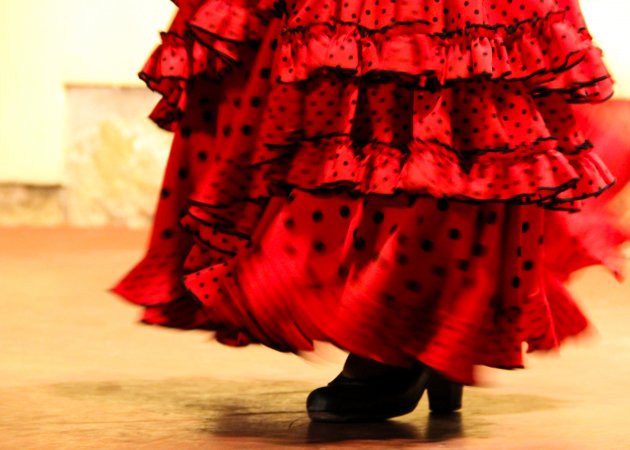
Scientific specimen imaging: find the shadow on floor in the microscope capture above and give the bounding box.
[36,377,563,446]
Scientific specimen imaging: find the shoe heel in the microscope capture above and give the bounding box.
[427,375,463,413]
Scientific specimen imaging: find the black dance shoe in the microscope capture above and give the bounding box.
[306,365,463,422]
[427,374,464,414]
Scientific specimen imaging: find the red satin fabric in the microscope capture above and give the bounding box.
[113,0,626,384]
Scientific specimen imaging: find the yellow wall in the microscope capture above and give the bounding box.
[581,0,630,97]
[58,1,176,86]
[0,1,627,185]
[1,3,65,184]
[0,1,174,185]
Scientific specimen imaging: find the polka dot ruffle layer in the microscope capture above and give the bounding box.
[140,0,615,208]
[113,0,623,383]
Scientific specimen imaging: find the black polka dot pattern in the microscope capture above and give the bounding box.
[114,0,618,387]
[254,68,614,206]
[138,0,615,209]
[172,190,592,384]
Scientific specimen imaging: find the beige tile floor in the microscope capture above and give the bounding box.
[0,228,628,449]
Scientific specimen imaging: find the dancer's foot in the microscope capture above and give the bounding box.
[340,353,410,380]
[306,354,463,422]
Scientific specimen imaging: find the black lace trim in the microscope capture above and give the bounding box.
[266,177,595,207]
[178,217,238,257]
[138,72,187,88]
[175,170,614,220]
[548,182,615,204]
[531,76,614,103]
[186,25,267,48]
[264,132,410,154]
[280,9,569,38]
[427,136,594,158]
[258,132,595,162]
[186,209,254,242]
[180,198,270,254]
[154,109,185,130]
[188,197,268,209]
[273,47,593,91]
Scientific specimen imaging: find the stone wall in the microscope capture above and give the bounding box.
[0,86,170,228]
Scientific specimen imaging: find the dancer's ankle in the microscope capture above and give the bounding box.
[341,353,408,380]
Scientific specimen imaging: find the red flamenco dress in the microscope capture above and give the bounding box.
[113,0,626,384]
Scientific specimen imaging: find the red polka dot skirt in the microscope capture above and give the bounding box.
[113,0,626,384]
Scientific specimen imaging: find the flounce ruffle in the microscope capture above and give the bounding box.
[119,192,599,384]
[239,71,614,208]
[252,135,613,208]
[139,1,613,131]
[274,11,612,103]
[140,0,284,130]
